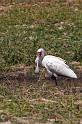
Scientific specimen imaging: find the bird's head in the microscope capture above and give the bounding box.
[37,48,45,58]
[35,48,45,73]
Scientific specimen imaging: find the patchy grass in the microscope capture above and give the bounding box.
[0,69,82,124]
[0,1,82,124]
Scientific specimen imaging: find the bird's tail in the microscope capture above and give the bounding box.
[67,68,77,78]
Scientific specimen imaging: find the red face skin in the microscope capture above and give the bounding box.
[37,52,42,57]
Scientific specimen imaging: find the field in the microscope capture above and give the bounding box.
[0,0,82,124]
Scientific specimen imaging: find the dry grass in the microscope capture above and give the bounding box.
[0,66,82,123]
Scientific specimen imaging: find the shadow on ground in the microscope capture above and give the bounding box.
[0,67,82,94]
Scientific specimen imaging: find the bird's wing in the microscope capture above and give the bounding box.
[43,56,77,78]
[45,55,66,64]
[45,59,68,75]
[42,55,77,78]
[43,55,69,68]
[56,57,66,63]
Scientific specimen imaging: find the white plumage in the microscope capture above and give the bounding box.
[42,55,77,78]
[35,48,77,85]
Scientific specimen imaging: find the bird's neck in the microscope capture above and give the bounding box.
[39,56,44,66]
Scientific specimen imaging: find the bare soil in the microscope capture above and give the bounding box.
[0,66,82,95]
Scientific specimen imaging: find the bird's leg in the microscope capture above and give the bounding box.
[45,73,51,78]
[46,69,58,86]
[45,70,51,79]
[45,69,52,79]
[54,77,58,86]
[53,73,58,86]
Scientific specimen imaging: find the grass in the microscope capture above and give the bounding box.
[0,0,82,70]
[0,78,82,124]
[0,80,82,122]
[0,0,82,124]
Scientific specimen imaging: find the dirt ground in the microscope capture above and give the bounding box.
[0,65,82,94]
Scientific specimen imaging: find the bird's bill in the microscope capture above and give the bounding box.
[35,56,40,73]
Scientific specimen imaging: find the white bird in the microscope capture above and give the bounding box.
[35,48,77,85]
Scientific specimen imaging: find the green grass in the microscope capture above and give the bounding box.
[0,1,82,70]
